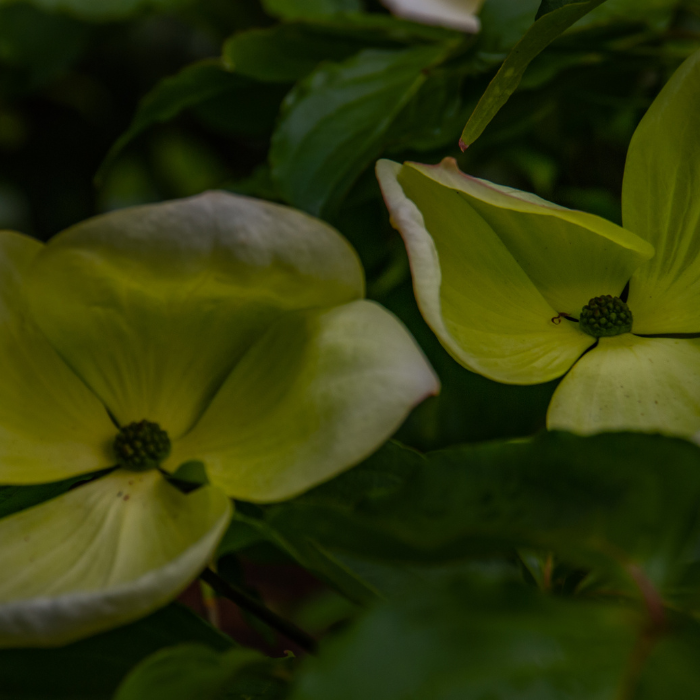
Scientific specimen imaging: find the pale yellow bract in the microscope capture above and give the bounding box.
[0,191,439,647]
[377,49,700,439]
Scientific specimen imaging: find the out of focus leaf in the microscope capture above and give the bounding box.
[1,0,187,21]
[224,15,463,83]
[459,0,608,148]
[114,645,274,700]
[262,0,362,19]
[224,24,380,83]
[191,82,289,139]
[270,43,453,216]
[477,0,541,53]
[575,0,679,30]
[97,60,239,184]
[0,604,232,700]
[636,614,700,699]
[0,3,89,88]
[290,578,640,700]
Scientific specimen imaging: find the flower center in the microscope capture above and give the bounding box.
[579,295,633,338]
[114,420,171,471]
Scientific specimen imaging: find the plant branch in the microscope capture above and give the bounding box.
[200,567,318,654]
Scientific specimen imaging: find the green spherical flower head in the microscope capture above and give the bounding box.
[579,295,633,338]
[114,420,171,471]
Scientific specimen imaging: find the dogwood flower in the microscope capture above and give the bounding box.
[0,191,438,647]
[377,49,700,438]
[380,0,484,33]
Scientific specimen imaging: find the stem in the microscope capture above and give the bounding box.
[200,567,318,654]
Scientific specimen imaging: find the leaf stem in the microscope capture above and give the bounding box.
[200,567,318,654]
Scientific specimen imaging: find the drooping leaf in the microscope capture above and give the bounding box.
[269,43,454,217]
[0,604,232,700]
[459,0,608,148]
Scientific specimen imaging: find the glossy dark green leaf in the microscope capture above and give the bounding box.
[250,433,700,603]
[113,645,269,700]
[291,578,638,700]
[96,60,240,184]
[270,43,453,216]
[0,604,232,700]
[459,0,608,148]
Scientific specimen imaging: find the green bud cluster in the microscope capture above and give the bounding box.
[579,295,633,338]
[114,420,171,471]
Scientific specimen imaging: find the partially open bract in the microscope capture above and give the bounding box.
[378,49,700,438]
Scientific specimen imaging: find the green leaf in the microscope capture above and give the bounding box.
[477,0,541,54]
[384,71,469,152]
[291,578,640,700]
[223,24,378,83]
[113,645,271,700]
[577,0,679,30]
[537,0,579,16]
[96,60,240,185]
[0,604,232,700]
[223,15,464,84]
[459,0,608,148]
[249,433,700,604]
[262,0,362,19]
[270,43,453,216]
